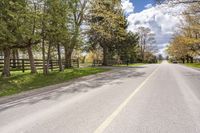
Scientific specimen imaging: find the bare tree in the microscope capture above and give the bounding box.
[137,27,157,62]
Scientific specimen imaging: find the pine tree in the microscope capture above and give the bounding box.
[0,0,26,77]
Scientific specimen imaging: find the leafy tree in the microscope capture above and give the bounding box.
[0,0,27,77]
[64,0,87,68]
[16,0,41,74]
[87,0,127,66]
[167,2,200,63]
[117,32,139,63]
[45,0,69,72]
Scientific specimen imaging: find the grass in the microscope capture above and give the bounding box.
[184,63,200,69]
[157,60,163,64]
[0,67,110,97]
[114,63,146,67]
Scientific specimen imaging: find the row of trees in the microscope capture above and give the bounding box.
[167,1,200,63]
[0,0,88,77]
[0,0,158,77]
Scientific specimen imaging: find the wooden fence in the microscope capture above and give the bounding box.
[0,59,79,72]
[92,60,103,66]
[92,59,122,66]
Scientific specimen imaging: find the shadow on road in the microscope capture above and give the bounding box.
[0,67,146,112]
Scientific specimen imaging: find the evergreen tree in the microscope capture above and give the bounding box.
[0,0,27,77]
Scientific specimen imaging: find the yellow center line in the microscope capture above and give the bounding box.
[94,66,160,133]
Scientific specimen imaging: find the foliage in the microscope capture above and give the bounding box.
[87,0,130,65]
[167,2,200,63]
[0,0,158,77]
[117,32,139,63]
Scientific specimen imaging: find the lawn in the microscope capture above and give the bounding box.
[0,67,110,97]
[184,63,200,69]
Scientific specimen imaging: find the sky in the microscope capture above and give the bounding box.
[121,0,186,54]
[130,0,155,12]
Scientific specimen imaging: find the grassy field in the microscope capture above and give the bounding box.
[184,63,200,69]
[0,67,109,97]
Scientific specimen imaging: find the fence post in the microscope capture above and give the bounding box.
[77,58,80,68]
[22,59,25,73]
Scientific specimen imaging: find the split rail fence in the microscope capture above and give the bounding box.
[0,59,80,72]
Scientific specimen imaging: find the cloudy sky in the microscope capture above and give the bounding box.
[122,0,185,54]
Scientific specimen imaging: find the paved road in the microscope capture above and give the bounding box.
[0,61,200,133]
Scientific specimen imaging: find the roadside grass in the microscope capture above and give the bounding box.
[114,63,146,67]
[157,60,163,64]
[0,67,110,97]
[184,63,200,69]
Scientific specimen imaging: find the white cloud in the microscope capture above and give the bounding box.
[127,3,186,53]
[121,0,134,14]
[145,4,153,9]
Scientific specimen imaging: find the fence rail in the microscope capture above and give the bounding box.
[0,59,79,72]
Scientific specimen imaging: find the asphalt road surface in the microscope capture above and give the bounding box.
[0,61,200,133]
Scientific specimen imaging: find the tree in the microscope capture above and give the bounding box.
[45,0,69,72]
[64,0,87,68]
[167,1,200,63]
[167,35,194,63]
[16,0,41,74]
[137,27,157,62]
[158,54,163,61]
[117,32,139,63]
[87,0,127,66]
[0,0,26,77]
[39,0,69,74]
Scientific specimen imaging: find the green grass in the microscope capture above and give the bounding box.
[184,63,200,69]
[0,67,110,97]
[114,63,146,67]
[157,60,163,64]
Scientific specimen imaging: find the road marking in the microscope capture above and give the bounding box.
[94,66,160,133]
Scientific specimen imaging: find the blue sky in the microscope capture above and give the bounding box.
[130,0,155,12]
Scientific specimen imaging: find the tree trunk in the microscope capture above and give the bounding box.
[64,27,79,68]
[182,58,185,64]
[186,55,189,63]
[57,44,63,71]
[2,47,11,77]
[190,57,194,63]
[102,47,109,66]
[64,47,73,68]
[141,47,144,63]
[42,38,48,75]
[82,56,86,63]
[45,43,51,74]
[27,45,37,73]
